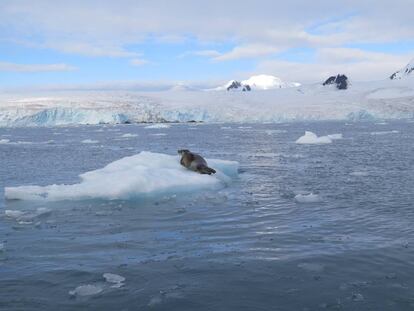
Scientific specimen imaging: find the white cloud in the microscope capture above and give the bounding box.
[1,1,414,81]
[180,50,222,58]
[255,48,413,82]
[213,44,281,61]
[130,58,149,66]
[0,62,76,73]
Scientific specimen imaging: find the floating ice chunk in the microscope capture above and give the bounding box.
[0,139,10,144]
[5,210,25,219]
[5,152,239,201]
[370,130,399,135]
[295,131,332,144]
[103,273,125,288]
[121,133,138,138]
[351,293,364,302]
[327,133,343,140]
[295,193,321,203]
[69,284,103,297]
[81,139,99,144]
[145,124,170,129]
[151,133,167,136]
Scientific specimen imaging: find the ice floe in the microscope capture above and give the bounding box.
[370,130,399,135]
[69,284,103,297]
[295,193,322,203]
[145,124,171,129]
[103,273,125,288]
[295,131,333,144]
[4,207,52,224]
[81,139,99,144]
[121,133,138,138]
[0,139,10,144]
[5,152,239,201]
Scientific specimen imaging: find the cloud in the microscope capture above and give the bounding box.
[130,58,149,66]
[213,44,281,61]
[255,48,413,82]
[180,50,222,58]
[0,62,76,73]
[2,1,414,54]
[1,1,414,82]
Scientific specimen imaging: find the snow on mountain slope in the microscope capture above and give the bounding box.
[0,78,413,127]
[241,75,300,90]
[390,59,414,80]
[216,75,299,91]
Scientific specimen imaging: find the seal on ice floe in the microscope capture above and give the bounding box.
[178,149,216,175]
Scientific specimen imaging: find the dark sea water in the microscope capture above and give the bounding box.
[1,121,414,310]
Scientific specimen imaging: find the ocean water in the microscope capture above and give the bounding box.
[1,121,414,310]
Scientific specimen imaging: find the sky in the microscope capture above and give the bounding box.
[1,0,414,90]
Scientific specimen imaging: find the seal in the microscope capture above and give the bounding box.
[178,149,216,175]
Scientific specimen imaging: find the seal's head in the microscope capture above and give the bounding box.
[178,149,190,155]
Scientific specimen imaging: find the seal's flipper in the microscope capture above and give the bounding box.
[198,165,216,175]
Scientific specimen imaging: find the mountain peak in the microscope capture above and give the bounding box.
[390,59,414,80]
[219,74,300,91]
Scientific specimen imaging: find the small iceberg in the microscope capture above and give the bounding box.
[296,131,342,144]
[5,152,239,201]
[145,124,171,129]
[81,139,99,144]
[69,284,103,297]
[370,130,399,135]
[103,273,125,288]
[121,133,138,138]
[295,131,333,145]
[295,193,321,203]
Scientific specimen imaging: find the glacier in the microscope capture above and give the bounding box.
[4,152,239,201]
[1,77,414,127]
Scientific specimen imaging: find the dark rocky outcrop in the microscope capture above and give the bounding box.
[390,64,414,80]
[323,74,348,90]
[227,80,251,91]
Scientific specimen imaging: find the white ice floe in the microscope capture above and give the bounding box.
[326,133,343,140]
[4,207,52,223]
[295,131,332,144]
[5,210,25,219]
[144,124,171,129]
[69,284,103,297]
[295,193,322,203]
[5,152,239,201]
[121,133,138,138]
[81,139,99,144]
[370,130,399,135]
[0,139,10,144]
[103,273,125,288]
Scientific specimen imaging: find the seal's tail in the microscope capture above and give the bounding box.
[198,165,216,175]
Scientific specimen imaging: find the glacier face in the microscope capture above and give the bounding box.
[1,79,414,127]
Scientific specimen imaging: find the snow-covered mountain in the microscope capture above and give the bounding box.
[1,77,414,127]
[390,59,414,80]
[217,74,300,91]
[241,74,300,90]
